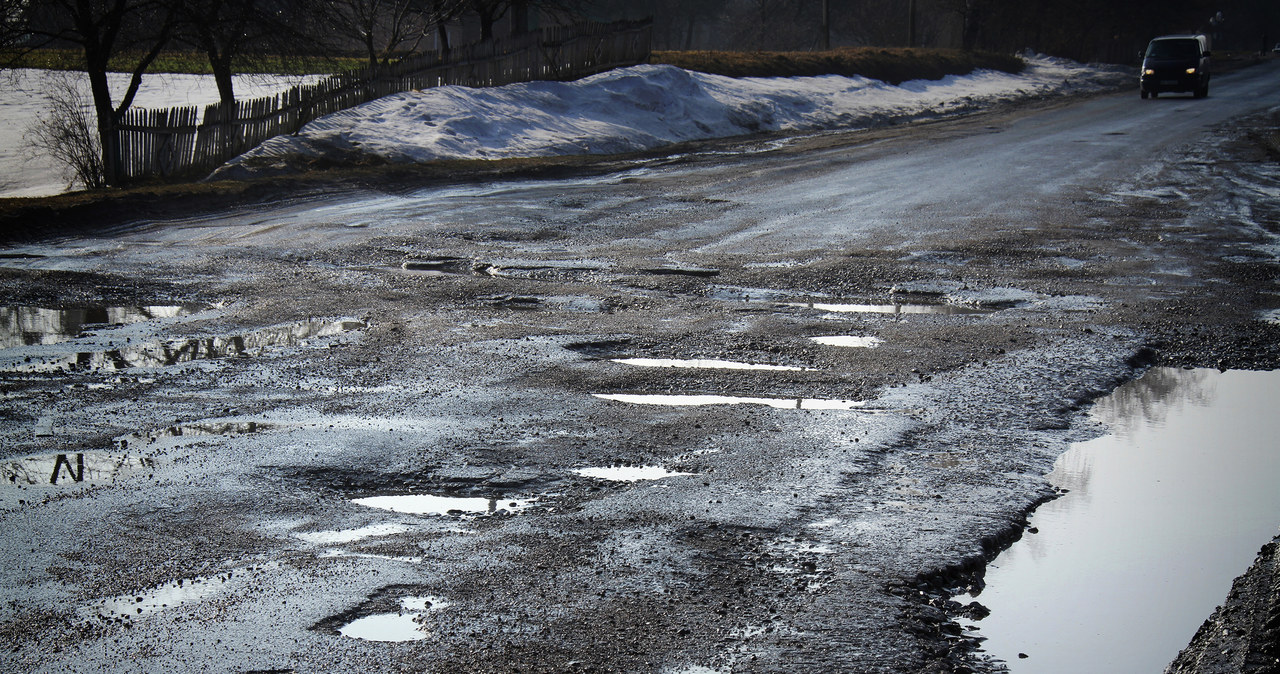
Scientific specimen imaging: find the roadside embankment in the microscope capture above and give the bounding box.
[1165,535,1280,674]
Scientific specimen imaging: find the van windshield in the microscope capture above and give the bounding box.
[1147,39,1201,59]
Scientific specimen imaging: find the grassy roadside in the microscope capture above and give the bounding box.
[652,47,1025,83]
[1,48,365,75]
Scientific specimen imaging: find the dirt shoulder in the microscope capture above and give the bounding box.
[1166,535,1280,674]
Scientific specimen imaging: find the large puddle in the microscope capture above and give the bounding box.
[1,318,364,372]
[957,368,1280,672]
[0,305,208,349]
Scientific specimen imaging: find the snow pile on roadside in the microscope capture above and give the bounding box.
[214,54,1131,179]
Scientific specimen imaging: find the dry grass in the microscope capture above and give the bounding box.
[651,47,1024,84]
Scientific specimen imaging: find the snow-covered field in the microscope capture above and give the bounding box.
[216,54,1131,180]
[0,69,319,198]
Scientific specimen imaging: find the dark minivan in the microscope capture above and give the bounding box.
[1140,34,1211,99]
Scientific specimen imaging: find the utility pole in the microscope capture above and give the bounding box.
[822,0,830,50]
[907,0,915,47]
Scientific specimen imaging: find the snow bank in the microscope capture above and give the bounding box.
[215,55,1131,179]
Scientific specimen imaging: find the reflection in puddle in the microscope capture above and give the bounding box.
[2,318,364,372]
[352,494,535,516]
[810,335,883,348]
[958,368,1280,673]
[0,305,207,349]
[338,596,450,642]
[83,563,274,623]
[573,465,695,481]
[593,393,868,410]
[611,358,807,371]
[296,523,414,545]
[117,420,273,450]
[787,302,990,315]
[2,451,155,486]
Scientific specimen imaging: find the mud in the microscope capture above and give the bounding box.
[1,67,1279,673]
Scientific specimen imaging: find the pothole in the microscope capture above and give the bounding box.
[336,595,451,642]
[351,494,535,517]
[809,335,883,348]
[641,265,720,277]
[611,358,810,372]
[0,304,209,349]
[81,562,275,626]
[2,451,156,487]
[116,420,274,450]
[294,523,416,545]
[592,393,870,410]
[573,465,696,481]
[1,318,364,373]
[787,301,992,315]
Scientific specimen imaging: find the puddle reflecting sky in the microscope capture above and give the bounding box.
[788,302,991,315]
[809,335,883,348]
[352,494,534,516]
[1,318,364,372]
[338,596,450,642]
[2,451,155,487]
[611,358,808,372]
[960,368,1280,673]
[573,465,695,481]
[593,393,868,410]
[0,305,206,349]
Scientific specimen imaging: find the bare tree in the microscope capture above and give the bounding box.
[317,0,465,70]
[2,0,177,186]
[170,0,308,109]
[26,73,106,189]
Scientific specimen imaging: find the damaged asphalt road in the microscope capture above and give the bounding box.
[1,61,1279,673]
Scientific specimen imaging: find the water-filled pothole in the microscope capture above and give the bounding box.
[2,318,364,372]
[593,393,869,410]
[2,451,156,487]
[82,563,275,626]
[0,305,208,349]
[611,358,809,372]
[338,596,451,642]
[788,301,991,315]
[352,494,535,517]
[955,368,1280,673]
[810,335,883,348]
[573,465,696,481]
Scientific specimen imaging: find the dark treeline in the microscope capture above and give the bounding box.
[597,0,1279,63]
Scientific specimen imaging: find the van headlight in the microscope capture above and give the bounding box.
[1185,67,1197,74]
[1144,68,1156,76]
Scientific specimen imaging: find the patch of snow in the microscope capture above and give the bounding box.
[216,55,1130,179]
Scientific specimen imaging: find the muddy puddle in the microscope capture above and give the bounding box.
[0,305,208,349]
[611,358,809,372]
[1,318,364,373]
[338,596,451,642]
[955,368,1280,673]
[593,393,869,410]
[352,494,535,517]
[573,465,695,481]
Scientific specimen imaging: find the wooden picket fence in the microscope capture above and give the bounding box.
[111,19,652,184]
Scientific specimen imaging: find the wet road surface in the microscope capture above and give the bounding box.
[1,61,1279,673]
